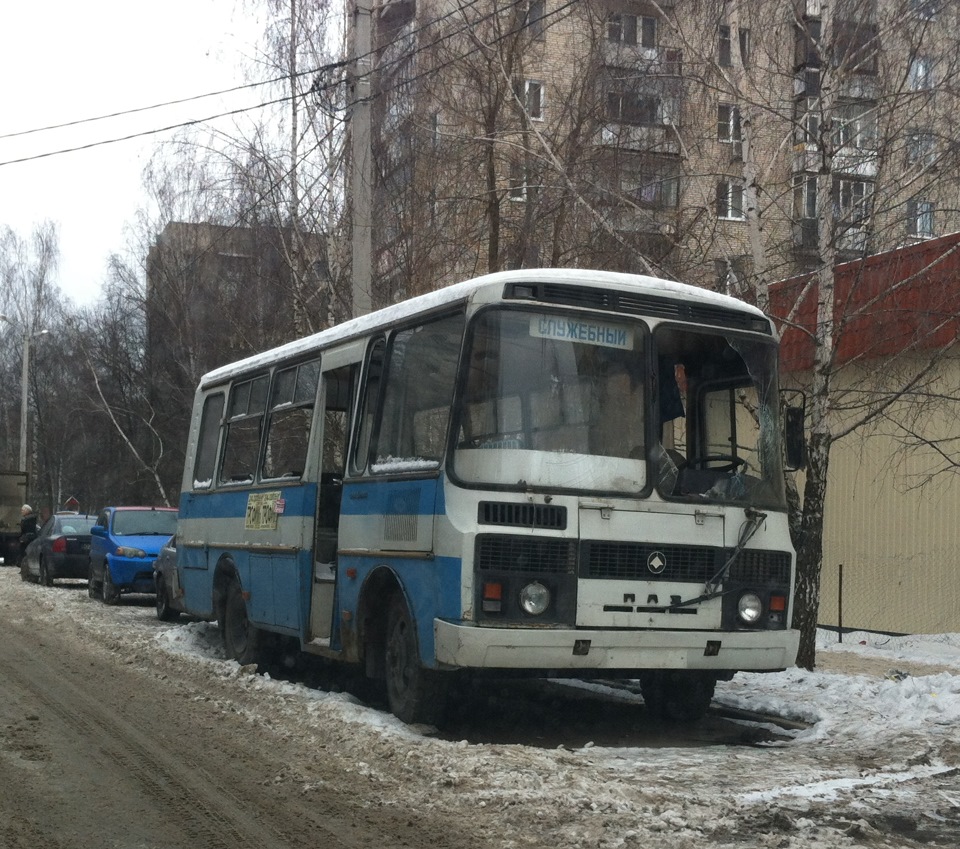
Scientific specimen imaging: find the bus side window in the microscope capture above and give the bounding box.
[374,313,465,470]
[351,339,386,474]
[193,393,225,489]
[221,374,269,484]
[262,360,320,480]
[317,365,354,562]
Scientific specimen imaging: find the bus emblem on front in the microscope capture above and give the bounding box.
[647,551,666,575]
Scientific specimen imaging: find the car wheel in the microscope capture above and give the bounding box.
[101,563,120,605]
[39,558,52,587]
[384,594,449,725]
[155,575,180,622]
[222,579,262,666]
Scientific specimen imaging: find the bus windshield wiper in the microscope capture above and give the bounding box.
[666,507,768,611]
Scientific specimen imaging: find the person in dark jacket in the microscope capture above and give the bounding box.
[18,504,38,564]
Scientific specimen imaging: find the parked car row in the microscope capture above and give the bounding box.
[21,506,178,607]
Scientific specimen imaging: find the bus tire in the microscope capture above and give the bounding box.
[385,595,448,726]
[639,671,716,723]
[222,579,263,667]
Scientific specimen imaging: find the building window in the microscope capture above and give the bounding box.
[906,130,936,167]
[907,200,935,238]
[834,101,877,150]
[620,167,679,209]
[908,57,934,91]
[910,0,940,19]
[526,0,546,40]
[716,180,745,220]
[509,163,527,201]
[739,28,751,68]
[526,80,543,119]
[834,21,878,75]
[717,104,741,144]
[607,13,657,48]
[606,89,660,126]
[797,103,820,144]
[794,174,818,220]
[719,26,750,67]
[835,178,872,226]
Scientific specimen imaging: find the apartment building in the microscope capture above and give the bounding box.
[145,221,329,495]
[365,0,960,303]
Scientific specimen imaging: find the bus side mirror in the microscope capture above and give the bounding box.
[784,404,806,471]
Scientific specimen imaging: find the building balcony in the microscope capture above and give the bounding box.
[601,45,683,82]
[792,143,878,179]
[598,123,680,155]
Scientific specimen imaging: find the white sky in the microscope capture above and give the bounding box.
[0,0,264,306]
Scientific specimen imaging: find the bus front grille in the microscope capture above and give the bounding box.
[582,542,792,585]
[475,535,577,574]
[477,501,567,529]
[582,541,716,582]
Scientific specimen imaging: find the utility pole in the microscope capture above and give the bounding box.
[350,0,373,317]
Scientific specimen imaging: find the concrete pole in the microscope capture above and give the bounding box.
[350,0,373,317]
[19,332,29,473]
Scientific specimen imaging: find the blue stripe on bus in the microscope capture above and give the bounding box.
[178,483,319,518]
[339,475,443,517]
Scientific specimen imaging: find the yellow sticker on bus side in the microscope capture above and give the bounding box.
[245,491,283,530]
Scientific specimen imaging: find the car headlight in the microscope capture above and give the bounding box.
[737,592,763,624]
[519,581,551,616]
[115,546,148,558]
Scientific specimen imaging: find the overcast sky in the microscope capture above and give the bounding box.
[0,0,264,306]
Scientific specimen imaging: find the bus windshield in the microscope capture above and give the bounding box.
[453,307,648,493]
[452,306,786,507]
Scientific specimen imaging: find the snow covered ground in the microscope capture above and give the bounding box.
[5,569,960,848]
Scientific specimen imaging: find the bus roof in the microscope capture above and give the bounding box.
[199,268,766,389]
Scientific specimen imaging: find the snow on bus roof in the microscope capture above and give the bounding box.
[200,269,764,387]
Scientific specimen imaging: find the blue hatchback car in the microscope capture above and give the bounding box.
[88,506,178,604]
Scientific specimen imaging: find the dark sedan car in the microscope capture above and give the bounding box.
[153,533,183,621]
[20,512,98,586]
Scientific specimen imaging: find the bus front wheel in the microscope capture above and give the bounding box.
[639,670,717,723]
[223,580,263,667]
[384,596,448,725]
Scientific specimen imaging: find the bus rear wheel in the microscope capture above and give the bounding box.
[639,671,717,723]
[384,596,448,725]
[222,580,263,667]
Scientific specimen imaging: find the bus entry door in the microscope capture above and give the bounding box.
[308,363,353,646]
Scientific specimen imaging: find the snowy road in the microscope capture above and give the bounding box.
[2,567,959,848]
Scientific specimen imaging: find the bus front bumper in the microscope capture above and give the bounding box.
[433,620,800,673]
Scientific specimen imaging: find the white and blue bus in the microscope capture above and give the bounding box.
[172,269,803,724]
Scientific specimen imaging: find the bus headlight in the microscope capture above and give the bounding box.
[737,592,763,625]
[519,581,551,616]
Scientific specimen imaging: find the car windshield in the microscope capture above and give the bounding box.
[56,515,96,534]
[112,510,177,536]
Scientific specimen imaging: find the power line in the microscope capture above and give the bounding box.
[0,0,575,169]
[0,65,342,143]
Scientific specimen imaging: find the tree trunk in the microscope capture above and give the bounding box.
[794,430,831,670]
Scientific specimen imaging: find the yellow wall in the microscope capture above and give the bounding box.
[818,373,960,634]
